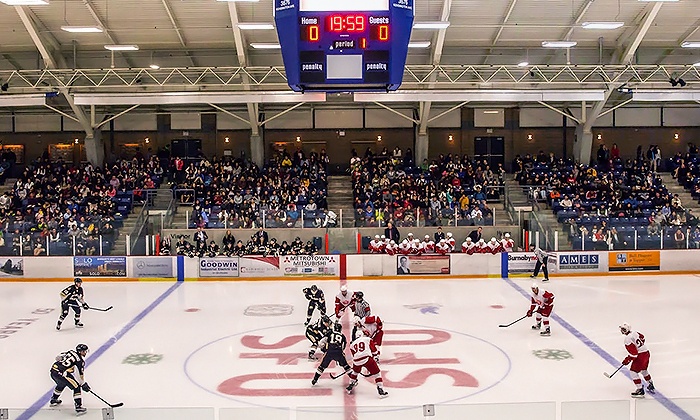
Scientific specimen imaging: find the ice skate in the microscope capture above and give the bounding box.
[531,322,541,330]
[647,382,656,394]
[75,406,87,416]
[56,323,61,331]
[542,278,549,282]
[346,380,357,394]
[49,399,62,407]
[75,322,84,328]
[540,327,551,336]
[631,388,645,398]
[307,351,317,361]
[377,387,389,398]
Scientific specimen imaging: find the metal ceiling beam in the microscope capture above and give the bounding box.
[584,2,663,132]
[656,17,700,65]
[82,0,136,68]
[483,0,518,65]
[543,0,594,65]
[227,1,259,136]
[14,6,92,135]
[74,91,326,106]
[356,90,606,103]
[160,0,196,67]
[418,0,452,135]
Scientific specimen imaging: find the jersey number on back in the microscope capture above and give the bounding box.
[636,333,645,348]
[330,333,343,345]
[351,341,366,353]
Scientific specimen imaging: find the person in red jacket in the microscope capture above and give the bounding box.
[527,283,554,336]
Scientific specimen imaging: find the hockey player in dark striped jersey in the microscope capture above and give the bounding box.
[50,343,91,415]
[57,278,89,331]
[311,322,351,385]
[303,284,326,326]
[306,315,332,360]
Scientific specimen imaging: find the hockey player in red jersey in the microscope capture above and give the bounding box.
[355,314,384,351]
[620,322,656,398]
[369,235,383,253]
[435,239,450,255]
[446,232,456,251]
[422,235,435,253]
[335,285,354,318]
[501,233,515,252]
[462,237,476,254]
[384,240,397,255]
[487,237,504,254]
[527,283,554,336]
[346,330,388,398]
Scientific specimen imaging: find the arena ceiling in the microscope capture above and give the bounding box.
[0,0,698,71]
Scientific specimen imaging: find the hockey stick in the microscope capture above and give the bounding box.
[330,369,351,379]
[89,390,123,408]
[499,315,527,328]
[87,306,113,312]
[603,365,624,378]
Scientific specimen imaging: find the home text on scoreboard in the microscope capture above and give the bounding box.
[274,0,414,92]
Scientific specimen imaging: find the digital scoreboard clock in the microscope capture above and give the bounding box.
[274,0,414,92]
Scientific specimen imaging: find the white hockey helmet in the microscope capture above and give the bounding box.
[381,235,386,239]
[375,234,380,239]
[479,239,485,244]
[390,240,396,244]
[440,239,446,243]
[505,233,511,238]
[402,239,409,244]
[447,232,453,237]
[491,237,497,242]
[619,322,631,334]
[340,285,348,293]
[425,235,430,239]
[407,232,414,237]
[466,237,472,242]
[531,282,539,292]
[353,316,363,326]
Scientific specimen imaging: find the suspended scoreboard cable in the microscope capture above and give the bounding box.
[274,0,414,92]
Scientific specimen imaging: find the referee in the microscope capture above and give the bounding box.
[530,243,550,282]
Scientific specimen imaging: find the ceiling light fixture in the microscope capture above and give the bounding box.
[542,41,577,48]
[518,61,529,67]
[681,42,700,48]
[408,41,431,48]
[412,21,451,29]
[217,0,259,2]
[61,26,103,33]
[104,45,139,51]
[638,0,679,2]
[581,22,624,30]
[0,0,48,5]
[149,64,160,70]
[694,62,700,67]
[237,23,275,30]
[250,43,281,49]
[483,110,500,114]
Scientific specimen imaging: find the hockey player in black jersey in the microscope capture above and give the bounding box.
[312,322,351,385]
[57,278,89,330]
[50,343,91,415]
[305,315,332,360]
[303,284,326,326]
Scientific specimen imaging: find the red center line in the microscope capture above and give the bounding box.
[339,278,357,420]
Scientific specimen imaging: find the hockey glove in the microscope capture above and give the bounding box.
[526,310,533,317]
[622,356,633,365]
[82,303,90,310]
[81,383,91,392]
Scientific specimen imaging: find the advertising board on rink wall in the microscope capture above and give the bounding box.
[396,255,450,275]
[556,252,607,273]
[73,256,127,277]
[280,255,338,276]
[199,258,240,277]
[507,252,558,275]
[239,257,282,277]
[132,257,174,278]
[608,251,660,271]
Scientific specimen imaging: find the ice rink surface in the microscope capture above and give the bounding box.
[1,275,700,420]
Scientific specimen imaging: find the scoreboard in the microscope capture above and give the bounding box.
[274,0,414,92]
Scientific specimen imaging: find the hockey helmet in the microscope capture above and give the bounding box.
[74,277,83,284]
[619,322,631,335]
[531,283,539,292]
[505,233,511,238]
[491,237,497,242]
[310,284,318,292]
[340,285,348,293]
[381,235,386,239]
[375,234,380,239]
[353,315,363,326]
[466,237,472,242]
[447,232,453,238]
[425,235,430,239]
[355,291,364,301]
[321,315,331,324]
[407,232,414,237]
[333,322,342,332]
[75,343,89,355]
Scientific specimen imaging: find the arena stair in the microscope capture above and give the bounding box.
[659,173,700,215]
[326,175,355,228]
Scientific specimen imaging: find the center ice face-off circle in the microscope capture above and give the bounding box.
[184,322,511,412]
